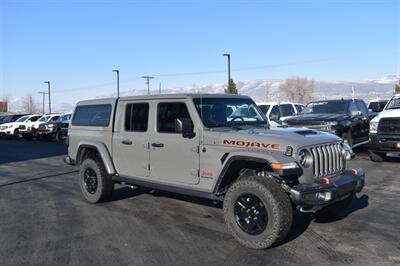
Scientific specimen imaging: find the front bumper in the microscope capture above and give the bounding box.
[290,168,365,207]
[370,133,400,154]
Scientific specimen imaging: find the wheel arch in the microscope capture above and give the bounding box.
[76,142,116,175]
[213,155,274,196]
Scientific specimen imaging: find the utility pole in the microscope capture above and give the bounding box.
[141,76,154,95]
[159,82,161,94]
[38,91,48,114]
[44,81,51,113]
[223,53,231,91]
[112,70,120,97]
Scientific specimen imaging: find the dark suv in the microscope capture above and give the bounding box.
[284,99,375,148]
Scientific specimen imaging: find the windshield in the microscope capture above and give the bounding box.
[302,101,348,114]
[386,96,400,110]
[193,97,268,128]
[368,101,387,112]
[38,116,49,122]
[16,115,29,122]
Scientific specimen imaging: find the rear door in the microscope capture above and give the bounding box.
[149,101,200,185]
[113,101,150,177]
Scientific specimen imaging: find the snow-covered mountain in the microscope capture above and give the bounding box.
[7,75,399,112]
[102,75,400,103]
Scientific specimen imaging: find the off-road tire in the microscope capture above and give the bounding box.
[316,194,354,219]
[223,176,293,249]
[79,157,114,203]
[369,150,386,162]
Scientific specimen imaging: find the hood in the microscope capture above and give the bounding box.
[204,127,341,153]
[285,113,347,125]
[371,108,400,122]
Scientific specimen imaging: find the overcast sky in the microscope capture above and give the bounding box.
[1,0,399,109]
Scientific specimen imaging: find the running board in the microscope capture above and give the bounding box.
[352,140,369,148]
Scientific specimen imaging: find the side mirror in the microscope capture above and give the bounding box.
[175,118,195,138]
[351,111,361,117]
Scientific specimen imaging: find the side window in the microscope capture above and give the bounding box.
[125,103,149,132]
[279,104,295,117]
[72,104,112,127]
[51,116,60,122]
[30,116,40,122]
[269,105,280,121]
[157,102,193,133]
[355,100,368,115]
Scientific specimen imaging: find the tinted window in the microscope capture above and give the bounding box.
[303,101,348,114]
[258,105,270,115]
[125,103,149,132]
[50,116,60,122]
[269,105,280,121]
[279,104,295,117]
[158,102,192,133]
[31,116,42,122]
[72,105,112,126]
[355,100,368,114]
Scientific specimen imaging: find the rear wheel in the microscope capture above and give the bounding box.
[369,150,386,162]
[79,157,114,203]
[223,176,292,249]
[55,130,63,142]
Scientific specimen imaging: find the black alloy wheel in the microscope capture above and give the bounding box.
[83,168,98,194]
[234,193,268,235]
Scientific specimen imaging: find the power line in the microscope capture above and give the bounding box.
[141,76,154,95]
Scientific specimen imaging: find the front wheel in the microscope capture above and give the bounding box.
[79,158,114,203]
[223,176,293,249]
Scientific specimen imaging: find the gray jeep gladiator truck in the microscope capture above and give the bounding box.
[65,94,365,249]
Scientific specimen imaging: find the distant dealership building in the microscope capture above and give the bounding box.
[0,101,8,113]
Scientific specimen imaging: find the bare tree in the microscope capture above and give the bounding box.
[1,95,9,113]
[279,77,315,104]
[22,94,40,114]
[225,78,238,94]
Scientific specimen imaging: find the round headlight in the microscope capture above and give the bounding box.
[341,143,354,160]
[298,149,313,168]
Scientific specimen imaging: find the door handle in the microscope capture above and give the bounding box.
[122,140,132,145]
[151,142,164,148]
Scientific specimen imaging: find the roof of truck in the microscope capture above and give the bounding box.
[76,93,251,105]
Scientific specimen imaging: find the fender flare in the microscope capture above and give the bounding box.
[213,150,301,195]
[76,141,116,175]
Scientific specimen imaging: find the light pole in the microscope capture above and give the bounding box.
[38,91,48,114]
[223,53,231,91]
[44,81,51,113]
[112,70,120,97]
[141,76,154,95]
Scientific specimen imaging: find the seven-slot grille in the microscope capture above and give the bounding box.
[310,143,344,177]
[378,118,400,135]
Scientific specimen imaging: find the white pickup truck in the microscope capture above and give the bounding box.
[369,94,400,161]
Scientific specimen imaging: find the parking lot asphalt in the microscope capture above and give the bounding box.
[0,139,399,266]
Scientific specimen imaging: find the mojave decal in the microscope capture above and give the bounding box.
[222,139,281,150]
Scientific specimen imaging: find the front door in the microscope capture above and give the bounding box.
[149,101,200,185]
[113,102,150,177]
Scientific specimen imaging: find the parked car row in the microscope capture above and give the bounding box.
[0,113,71,142]
[257,95,399,162]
